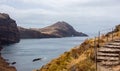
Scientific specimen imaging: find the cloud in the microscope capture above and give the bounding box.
[0,0,120,33]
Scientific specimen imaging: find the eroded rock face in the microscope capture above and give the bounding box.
[0,13,20,44]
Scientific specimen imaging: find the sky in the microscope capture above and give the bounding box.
[0,0,120,34]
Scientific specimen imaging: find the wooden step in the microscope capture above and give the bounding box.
[100,61,120,66]
[98,48,120,52]
[98,51,120,54]
[114,40,120,42]
[97,59,118,62]
[104,45,120,48]
[97,52,119,57]
[107,42,120,46]
[103,45,120,49]
[97,57,119,61]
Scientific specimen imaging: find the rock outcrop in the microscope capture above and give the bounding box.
[0,13,20,44]
[19,21,87,38]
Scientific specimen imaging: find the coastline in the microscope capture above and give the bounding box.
[0,45,16,71]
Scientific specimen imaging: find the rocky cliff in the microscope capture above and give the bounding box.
[19,21,87,38]
[0,13,20,44]
[0,13,19,71]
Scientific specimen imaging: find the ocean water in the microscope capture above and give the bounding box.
[1,37,88,71]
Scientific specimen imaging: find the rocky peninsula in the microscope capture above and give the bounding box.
[18,21,88,38]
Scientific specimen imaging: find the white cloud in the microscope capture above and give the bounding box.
[17,0,91,6]
[0,0,120,33]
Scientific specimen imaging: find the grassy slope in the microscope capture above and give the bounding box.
[35,25,120,71]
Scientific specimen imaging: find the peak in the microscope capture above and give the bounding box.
[55,21,69,24]
[51,21,71,27]
[0,13,10,19]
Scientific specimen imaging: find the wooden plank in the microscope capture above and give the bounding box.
[102,45,120,49]
[107,42,120,46]
[98,48,120,52]
[97,52,119,57]
[114,40,120,42]
[97,57,119,61]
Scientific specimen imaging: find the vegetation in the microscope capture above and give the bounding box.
[35,25,120,71]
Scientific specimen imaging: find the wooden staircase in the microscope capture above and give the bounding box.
[97,39,120,71]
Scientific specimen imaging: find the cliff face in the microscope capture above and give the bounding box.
[0,13,20,44]
[19,21,87,38]
[0,13,19,71]
[36,24,120,71]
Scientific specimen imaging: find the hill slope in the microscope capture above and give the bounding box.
[39,21,87,37]
[35,24,120,71]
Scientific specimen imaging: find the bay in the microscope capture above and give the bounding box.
[1,37,88,71]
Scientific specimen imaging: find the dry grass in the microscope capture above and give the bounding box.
[35,25,120,71]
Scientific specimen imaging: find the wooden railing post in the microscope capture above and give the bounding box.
[98,31,100,48]
[112,28,114,41]
[106,35,108,42]
[94,37,97,71]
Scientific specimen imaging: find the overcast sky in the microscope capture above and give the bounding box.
[0,0,120,34]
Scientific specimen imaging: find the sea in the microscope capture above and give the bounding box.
[1,36,90,71]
